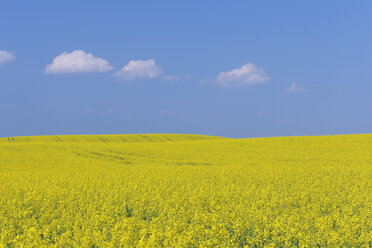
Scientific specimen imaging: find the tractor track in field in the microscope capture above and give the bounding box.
[69,148,133,165]
[53,136,64,142]
[97,136,110,143]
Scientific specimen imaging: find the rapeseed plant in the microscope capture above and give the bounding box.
[0,134,371,247]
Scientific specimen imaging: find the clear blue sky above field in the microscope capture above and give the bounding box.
[1,1,372,138]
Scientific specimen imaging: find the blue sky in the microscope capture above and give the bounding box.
[1,1,372,138]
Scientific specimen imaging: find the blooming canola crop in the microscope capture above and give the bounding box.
[0,134,371,247]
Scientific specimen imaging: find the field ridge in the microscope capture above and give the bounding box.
[0,133,226,143]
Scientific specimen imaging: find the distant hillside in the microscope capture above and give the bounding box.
[0,134,226,143]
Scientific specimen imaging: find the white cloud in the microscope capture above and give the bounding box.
[286,82,304,93]
[45,50,113,74]
[0,51,16,65]
[113,59,162,81]
[215,63,270,87]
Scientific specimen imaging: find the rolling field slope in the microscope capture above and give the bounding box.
[0,134,371,247]
[0,133,224,143]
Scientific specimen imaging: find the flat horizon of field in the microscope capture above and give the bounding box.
[1,132,372,143]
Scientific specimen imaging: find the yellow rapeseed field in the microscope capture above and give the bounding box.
[0,134,371,247]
